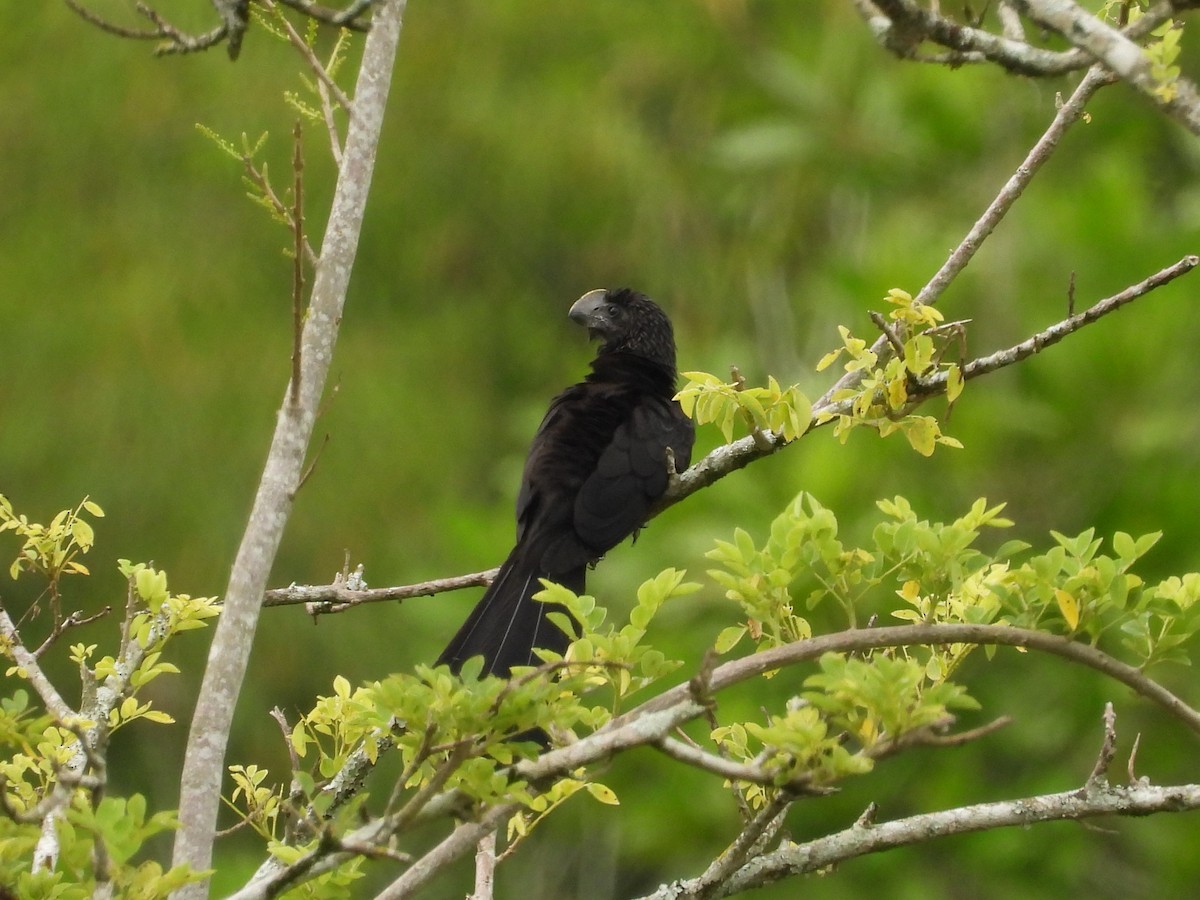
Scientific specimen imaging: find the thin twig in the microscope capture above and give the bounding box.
[316,79,346,166]
[859,0,1180,76]
[277,0,375,29]
[263,0,355,113]
[868,310,907,357]
[1127,732,1143,783]
[32,606,111,658]
[688,790,795,897]
[373,803,519,900]
[239,153,320,266]
[1086,702,1118,787]
[290,121,306,407]
[296,433,331,493]
[953,255,1199,385]
[64,0,162,39]
[854,801,879,828]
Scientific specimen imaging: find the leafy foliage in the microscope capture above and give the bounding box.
[815,289,966,456]
[676,371,813,444]
[0,498,213,897]
[700,492,1200,821]
[0,494,103,612]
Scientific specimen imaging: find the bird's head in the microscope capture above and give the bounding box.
[568,288,677,368]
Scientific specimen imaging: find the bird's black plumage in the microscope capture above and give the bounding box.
[436,288,694,676]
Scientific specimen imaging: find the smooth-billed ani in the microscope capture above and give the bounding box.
[436,288,694,676]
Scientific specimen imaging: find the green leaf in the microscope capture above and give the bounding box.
[714,625,747,653]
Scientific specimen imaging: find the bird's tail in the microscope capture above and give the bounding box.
[435,546,582,676]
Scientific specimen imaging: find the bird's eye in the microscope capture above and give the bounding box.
[606,303,623,318]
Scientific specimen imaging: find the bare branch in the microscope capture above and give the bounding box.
[687,790,794,898]
[1128,732,1144,783]
[32,605,111,658]
[952,255,1199,385]
[66,0,377,56]
[290,121,306,408]
[372,804,517,900]
[639,781,1200,899]
[1087,702,1119,787]
[470,831,497,900]
[277,0,375,30]
[263,566,498,611]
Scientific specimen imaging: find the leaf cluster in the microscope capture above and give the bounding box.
[0,494,102,590]
[816,289,966,456]
[700,492,1200,816]
[676,372,813,444]
[0,498,215,897]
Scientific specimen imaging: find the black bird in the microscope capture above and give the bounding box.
[437,288,694,676]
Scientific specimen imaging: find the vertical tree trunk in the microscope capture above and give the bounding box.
[170,2,408,894]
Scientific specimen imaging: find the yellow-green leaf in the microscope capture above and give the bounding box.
[1055,589,1080,630]
[586,782,620,805]
[714,625,746,654]
[946,364,964,403]
[815,348,843,372]
[904,417,937,457]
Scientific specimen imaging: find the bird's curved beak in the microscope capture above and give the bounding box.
[569,289,609,337]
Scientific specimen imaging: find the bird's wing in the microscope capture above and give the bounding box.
[572,397,694,551]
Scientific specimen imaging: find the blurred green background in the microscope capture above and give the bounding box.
[3,1,1200,897]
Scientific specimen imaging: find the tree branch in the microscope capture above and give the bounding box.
[372,804,517,900]
[687,790,794,899]
[65,0,377,56]
[263,566,497,612]
[855,0,1183,76]
[263,0,354,113]
[640,780,1200,899]
[0,607,75,721]
[816,63,1111,412]
[949,254,1198,385]
[1014,0,1200,137]
[618,623,1200,742]
[171,1,409,893]
[653,736,824,792]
